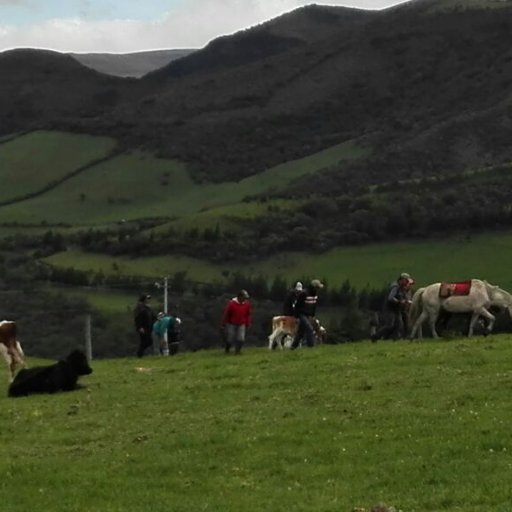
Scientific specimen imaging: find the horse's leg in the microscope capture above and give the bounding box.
[428,308,440,339]
[477,308,496,335]
[411,310,429,340]
[468,310,485,337]
[436,309,451,336]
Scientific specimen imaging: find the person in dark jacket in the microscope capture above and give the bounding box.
[282,281,303,316]
[134,293,156,357]
[372,273,413,342]
[291,279,324,349]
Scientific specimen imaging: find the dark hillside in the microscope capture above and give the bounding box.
[118,3,512,181]
[1,2,512,184]
[0,49,130,134]
[146,5,376,81]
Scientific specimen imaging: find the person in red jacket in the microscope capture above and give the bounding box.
[221,289,252,354]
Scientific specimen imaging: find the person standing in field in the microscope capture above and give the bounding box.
[133,293,157,357]
[283,281,303,316]
[221,289,252,355]
[399,275,415,338]
[371,273,413,342]
[152,312,172,356]
[291,279,324,349]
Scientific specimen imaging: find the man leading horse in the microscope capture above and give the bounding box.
[371,273,414,342]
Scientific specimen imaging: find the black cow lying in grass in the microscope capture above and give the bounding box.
[8,349,92,397]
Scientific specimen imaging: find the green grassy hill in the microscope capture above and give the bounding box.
[0,131,116,203]
[45,230,512,291]
[2,340,511,512]
[150,200,300,234]
[0,131,366,224]
[3,129,512,301]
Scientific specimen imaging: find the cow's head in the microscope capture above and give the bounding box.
[66,350,93,375]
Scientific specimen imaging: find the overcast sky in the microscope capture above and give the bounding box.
[0,0,411,53]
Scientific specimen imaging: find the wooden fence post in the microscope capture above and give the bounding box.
[85,314,92,362]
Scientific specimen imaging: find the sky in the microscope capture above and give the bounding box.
[0,0,411,53]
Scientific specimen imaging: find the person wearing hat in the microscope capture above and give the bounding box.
[291,279,324,349]
[372,273,414,342]
[220,289,252,354]
[282,281,303,316]
[133,293,157,357]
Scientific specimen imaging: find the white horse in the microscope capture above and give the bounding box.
[409,279,512,339]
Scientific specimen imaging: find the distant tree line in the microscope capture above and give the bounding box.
[3,248,512,360]
[0,250,388,357]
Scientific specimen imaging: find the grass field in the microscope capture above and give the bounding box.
[149,199,301,234]
[1,339,512,511]
[43,285,135,314]
[45,250,229,283]
[46,230,512,291]
[0,135,366,225]
[0,131,116,203]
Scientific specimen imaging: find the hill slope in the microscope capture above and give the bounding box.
[0,49,130,134]
[1,340,512,511]
[2,2,512,184]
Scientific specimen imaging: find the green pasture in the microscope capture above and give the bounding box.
[0,131,116,203]
[0,135,366,225]
[46,231,512,291]
[2,339,512,511]
[248,232,512,290]
[45,250,229,283]
[150,199,301,234]
[44,285,135,314]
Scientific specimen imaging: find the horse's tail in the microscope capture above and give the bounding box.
[409,287,425,329]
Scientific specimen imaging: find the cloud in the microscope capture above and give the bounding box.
[0,0,409,53]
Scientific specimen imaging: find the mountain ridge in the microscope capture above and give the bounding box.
[1,1,512,185]
[70,49,196,77]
